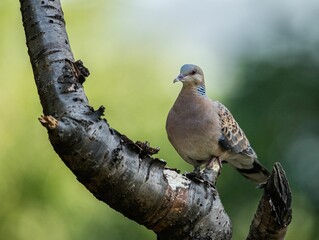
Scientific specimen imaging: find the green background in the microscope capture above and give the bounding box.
[1,0,318,239]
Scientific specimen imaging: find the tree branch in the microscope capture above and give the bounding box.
[247,163,292,240]
[20,0,231,239]
[20,0,291,239]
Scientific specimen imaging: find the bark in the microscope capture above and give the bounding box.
[247,163,292,240]
[19,0,291,239]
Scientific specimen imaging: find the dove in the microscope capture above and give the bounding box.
[166,64,270,184]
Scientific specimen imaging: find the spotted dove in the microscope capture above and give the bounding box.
[166,64,270,184]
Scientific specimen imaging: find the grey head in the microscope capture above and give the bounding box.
[174,64,205,87]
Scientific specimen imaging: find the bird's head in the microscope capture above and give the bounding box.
[174,64,205,86]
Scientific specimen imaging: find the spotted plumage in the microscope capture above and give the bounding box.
[166,64,270,184]
[217,102,252,155]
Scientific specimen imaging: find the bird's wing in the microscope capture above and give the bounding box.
[215,102,270,184]
[216,101,256,158]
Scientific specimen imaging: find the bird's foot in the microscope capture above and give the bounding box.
[206,156,222,175]
[202,157,222,186]
[185,172,204,183]
[185,166,204,183]
[185,171,216,188]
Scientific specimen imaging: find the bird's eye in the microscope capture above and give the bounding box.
[191,70,197,75]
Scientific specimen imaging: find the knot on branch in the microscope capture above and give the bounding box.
[135,141,160,157]
[73,59,90,84]
[39,115,58,129]
[86,105,105,120]
[58,59,90,93]
[119,133,160,158]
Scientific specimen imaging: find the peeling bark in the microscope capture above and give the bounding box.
[19,0,291,239]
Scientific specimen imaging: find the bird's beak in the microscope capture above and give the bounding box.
[173,74,185,83]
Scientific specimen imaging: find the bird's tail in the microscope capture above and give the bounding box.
[235,159,270,184]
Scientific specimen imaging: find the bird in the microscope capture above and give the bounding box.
[166,64,270,184]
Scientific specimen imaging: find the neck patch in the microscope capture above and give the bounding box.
[197,85,206,96]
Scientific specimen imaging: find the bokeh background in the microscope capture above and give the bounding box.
[1,0,318,239]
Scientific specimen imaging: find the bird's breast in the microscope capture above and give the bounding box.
[166,98,222,162]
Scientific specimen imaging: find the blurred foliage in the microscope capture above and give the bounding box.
[1,0,318,240]
[218,51,319,240]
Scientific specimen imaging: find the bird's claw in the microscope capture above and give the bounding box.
[185,171,204,183]
[184,170,215,187]
[206,157,222,176]
[198,157,223,186]
[184,160,222,187]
